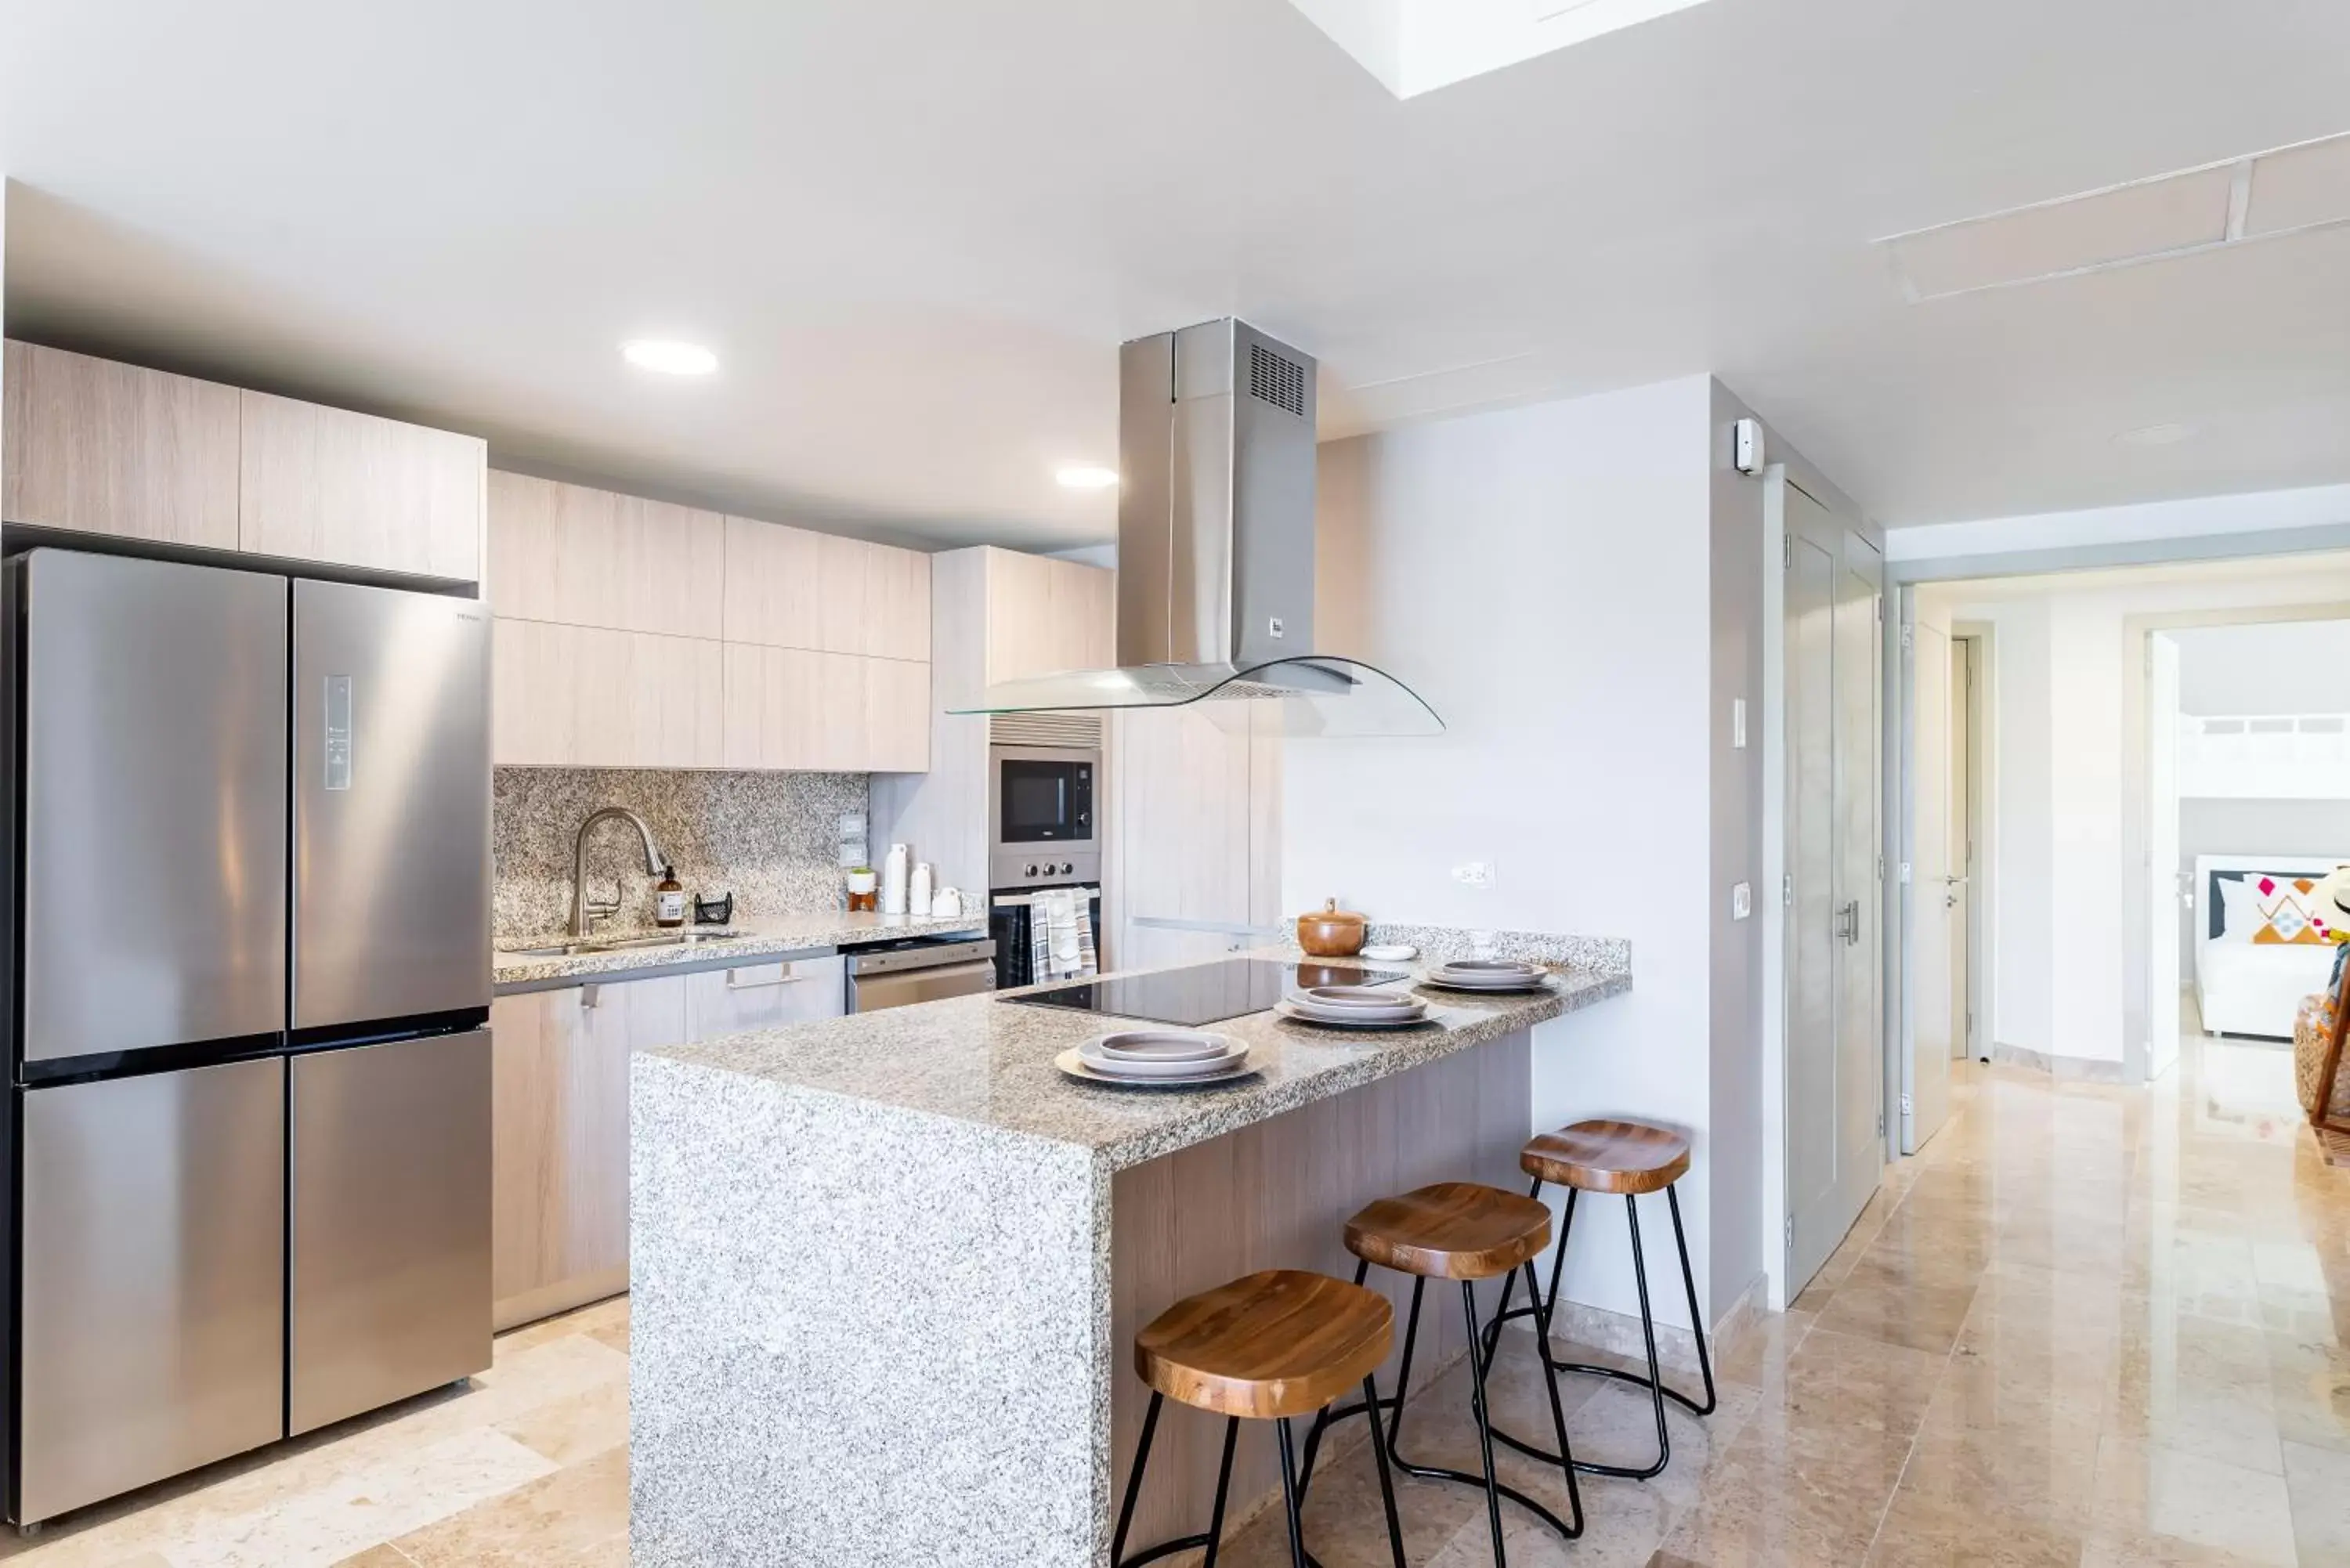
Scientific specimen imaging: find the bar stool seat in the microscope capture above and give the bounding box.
[1114,1270,1408,1568]
[1521,1118,1690,1194]
[1343,1180,1553,1279]
[1135,1269,1394,1419]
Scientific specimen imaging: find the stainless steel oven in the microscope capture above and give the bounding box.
[989,745,1101,891]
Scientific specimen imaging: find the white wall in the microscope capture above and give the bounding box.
[1920,566,2350,1064]
[1290,373,1794,1333]
[2173,620,2350,714]
[1293,377,1716,1327]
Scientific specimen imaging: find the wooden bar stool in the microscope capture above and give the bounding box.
[1299,1182,1585,1567]
[1112,1269,1407,1568]
[1484,1118,1716,1481]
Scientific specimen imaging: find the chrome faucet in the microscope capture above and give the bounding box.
[571,807,668,938]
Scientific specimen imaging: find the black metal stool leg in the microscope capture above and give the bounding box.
[1110,1392,1161,1566]
[1202,1417,1239,1568]
[1523,1257,1586,1536]
[1386,1275,1427,1454]
[1461,1281,1511,1568]
[1298,1263,1583,1552]
[1668,1184,1719,1417]
[1363,1374,1408,1568]
[1277,1417,1311,1568]
[1112,1396,1255,1568]
[1625,1191,1673,1479]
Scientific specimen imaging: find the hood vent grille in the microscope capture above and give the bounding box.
[1249,341,1308,417]
[988,712,1103,750]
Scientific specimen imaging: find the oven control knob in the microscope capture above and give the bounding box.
[1024,864,1040,878]
[1059,861,1075,876]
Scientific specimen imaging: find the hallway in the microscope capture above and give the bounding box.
[1209,1035,2350,1566]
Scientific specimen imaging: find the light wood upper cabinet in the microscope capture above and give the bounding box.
[722,645,873,772]
[488,472,724,638]
[864,655,932,773]
[493,619,724,768]
[1,341,241,547]
[721,514,931,661]
[869,546,933,663]
[240,389,485,580]
[720,515,825,650]
[985,548,1115,684]
[490,975,687,1330]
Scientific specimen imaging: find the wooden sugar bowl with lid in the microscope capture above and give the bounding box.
[1296,899,1368,958]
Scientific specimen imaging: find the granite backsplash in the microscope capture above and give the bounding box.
[493,768,866,941]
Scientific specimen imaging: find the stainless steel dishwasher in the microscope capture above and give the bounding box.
[844,938,999,1012]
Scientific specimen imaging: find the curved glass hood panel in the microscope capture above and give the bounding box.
[953,656,1443,737]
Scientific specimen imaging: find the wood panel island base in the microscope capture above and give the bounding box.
[629,945,1629,1567]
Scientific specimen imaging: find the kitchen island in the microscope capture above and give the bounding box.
[630,941,1629,1567]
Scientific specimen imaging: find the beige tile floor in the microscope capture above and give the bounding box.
[2,1025,2344,1566]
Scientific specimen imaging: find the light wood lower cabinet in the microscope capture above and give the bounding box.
[490,974,685,1331]
[491,959,845,1331]
[1,341,242,547]
[682,956,846,1040]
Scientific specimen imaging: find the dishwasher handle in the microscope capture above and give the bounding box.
[846,957,997,1013]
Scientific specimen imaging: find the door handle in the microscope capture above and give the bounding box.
[1836,901,1861,944]
[725,963,806,991]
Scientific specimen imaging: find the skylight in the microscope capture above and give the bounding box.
[1288,0,1716,99]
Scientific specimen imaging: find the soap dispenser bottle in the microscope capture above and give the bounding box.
[653,865,687,928]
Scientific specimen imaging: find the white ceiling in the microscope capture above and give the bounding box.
[4,0,2348,548]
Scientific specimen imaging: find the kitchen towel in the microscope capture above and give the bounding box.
[1030,889,1098,982]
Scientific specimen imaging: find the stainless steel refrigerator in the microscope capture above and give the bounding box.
[1,547,493,1527]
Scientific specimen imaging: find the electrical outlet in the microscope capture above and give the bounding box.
[1452,862,1495,889]
[1732,882,1752,920]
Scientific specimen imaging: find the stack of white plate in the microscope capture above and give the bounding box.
[1424,958,1554,993]
[1274,984,1431,1030]
[1055,1030,1253,1088]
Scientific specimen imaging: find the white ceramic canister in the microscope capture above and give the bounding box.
[881,844,910,916]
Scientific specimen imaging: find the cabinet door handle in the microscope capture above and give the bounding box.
[725,963,804,991]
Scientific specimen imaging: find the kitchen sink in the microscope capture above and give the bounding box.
[504,930,755,958]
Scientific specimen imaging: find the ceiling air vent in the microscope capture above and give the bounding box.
[1249,341,1307,417]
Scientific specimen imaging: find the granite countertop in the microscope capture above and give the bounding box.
[638,949,1630,1170]
[493,909,989,988]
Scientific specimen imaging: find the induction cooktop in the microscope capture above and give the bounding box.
[1003,957,1411,1028]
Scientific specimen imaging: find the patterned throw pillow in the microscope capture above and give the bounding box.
[2246,874,2332,945]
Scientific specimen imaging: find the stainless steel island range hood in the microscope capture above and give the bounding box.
[957,318,1441,735]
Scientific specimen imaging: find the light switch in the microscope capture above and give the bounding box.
[1733,698,1748,749]
[1732,882,1752,921]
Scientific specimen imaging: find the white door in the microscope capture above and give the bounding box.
[2149,632,2182,1078]
[1785,483,1885,1293]
[1907,615,1958,1152]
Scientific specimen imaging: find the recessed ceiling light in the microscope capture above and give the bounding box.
[2117,421,2195,448]
[622,339,718,376]
[1055,465,1119,490]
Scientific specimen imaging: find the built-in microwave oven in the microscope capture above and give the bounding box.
[989,745,1101,891]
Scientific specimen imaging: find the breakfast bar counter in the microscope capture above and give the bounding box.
[629,940,1630,1567]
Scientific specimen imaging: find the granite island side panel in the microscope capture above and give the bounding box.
[630,950,1629,1566]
